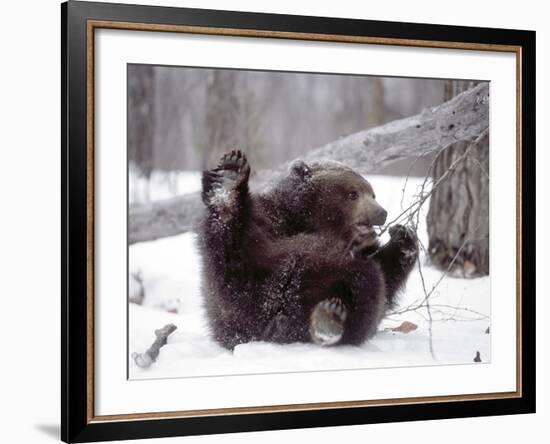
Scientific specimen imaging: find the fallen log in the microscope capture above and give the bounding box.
[129,83,489,245]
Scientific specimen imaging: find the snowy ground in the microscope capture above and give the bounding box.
[129,173,490,380]
[129,168,202,204]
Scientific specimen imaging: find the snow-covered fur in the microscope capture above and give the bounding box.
[199,150,418,349]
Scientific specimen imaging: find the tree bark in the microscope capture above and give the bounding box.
[128,66,155,179]
[129,83,489,245]
[426,81,490,276]
[202,70,242,168]
[366,78,385,128]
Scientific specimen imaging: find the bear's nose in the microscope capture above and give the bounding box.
[372,207,387,226]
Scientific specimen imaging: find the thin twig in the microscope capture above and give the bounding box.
[381,129,490,359]
[381,127,490,237]
[379,143,474,236]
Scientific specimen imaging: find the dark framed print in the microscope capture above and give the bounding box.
[61,1,536,442]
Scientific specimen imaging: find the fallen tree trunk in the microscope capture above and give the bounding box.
[130,192,204,244]
[129,83,489,245]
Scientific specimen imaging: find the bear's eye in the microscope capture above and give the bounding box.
[372,194,376,200]
[348,191,359,200]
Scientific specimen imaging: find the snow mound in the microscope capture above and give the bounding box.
[129,175,490,379]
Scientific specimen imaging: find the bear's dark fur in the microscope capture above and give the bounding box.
[199,150,418,349]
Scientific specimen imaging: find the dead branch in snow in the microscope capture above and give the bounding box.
[131,324,177,368]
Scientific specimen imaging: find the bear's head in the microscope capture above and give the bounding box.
[274,159,387,240]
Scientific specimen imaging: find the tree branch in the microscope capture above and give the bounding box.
[129,83,489,245]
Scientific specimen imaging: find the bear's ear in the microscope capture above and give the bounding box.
[289,159,311,178]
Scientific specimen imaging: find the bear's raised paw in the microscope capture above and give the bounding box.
[215,150,250,184]
[202,150,250,206]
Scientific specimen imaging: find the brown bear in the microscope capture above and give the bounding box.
[199,150,417,349]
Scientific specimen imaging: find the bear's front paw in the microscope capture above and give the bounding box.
[215,150,250,185]
[389,224,418,267]
[347,226,378,259]
[309,298,347,346]
[202,150,250,206]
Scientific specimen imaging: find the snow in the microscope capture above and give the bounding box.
[129,169,202,204]
[129,173,490,379]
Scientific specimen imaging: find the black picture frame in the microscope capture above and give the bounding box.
[61,1,536,442]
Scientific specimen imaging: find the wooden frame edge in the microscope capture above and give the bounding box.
[90,391,520,423]
[83,17,526,426]
[86,19,95,424]
[89,19,522,52]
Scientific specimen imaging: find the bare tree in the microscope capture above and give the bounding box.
[366,78,385,128]
[128,66,452,174]
[426,81,489,276]
[128,65,155,201]
[201,70,242,168]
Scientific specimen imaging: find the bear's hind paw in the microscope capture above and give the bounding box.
[309,298,347,346]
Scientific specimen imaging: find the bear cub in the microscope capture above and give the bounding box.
[199,150,418,349]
